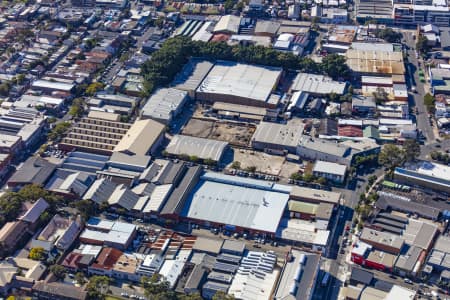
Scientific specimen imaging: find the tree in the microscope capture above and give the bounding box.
[75,272,86,285]
[29,247,46,261]
[50,264,67,281]
[424,93,435,112]
[302,173,315,182]
[204,158,217,166]
[15,74,26,85]
[372,87,389,104]
[69,98,86,118]
[416,35,430,54]
[378,144,405,170]
[74,199,96,221]
[231,161,241,170]
[376,28,402,43]
[246,166,257,173]
[86,275,110,300]
[47,121,71,142]
[0,82,11,97]
[189,155,199,163]
[315,177,327,185]
[403,140,420,162]
[85,82,104,96]
[141,274,176,300]
[212,291,235,300]
[320,54,351,80]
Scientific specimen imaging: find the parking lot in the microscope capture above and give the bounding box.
[182,118,255,147]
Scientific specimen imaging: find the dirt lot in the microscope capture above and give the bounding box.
[182,118,255,147]
[227,149,285,175]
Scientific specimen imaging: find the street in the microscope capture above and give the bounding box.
[403,31,436,144]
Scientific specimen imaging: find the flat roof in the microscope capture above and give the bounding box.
[313,161,347,176]
[360,227,404,251]
[166,135,228,161]
[197,60,282,104]
[346,49,405,75]
[291,73,347,95]
[275,249,320,300]
[114,119,165,156]
[193,236,223,254]
[213,15,241,33]
[182,173,289,233]
[385,285,416,300]
[32,79,74,91]
[290,186,341,204]
[298,136,351,158]
[252,119,304,148]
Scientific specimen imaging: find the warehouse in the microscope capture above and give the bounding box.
[196,61,283,108]
[172,58,214,98]
[114,119,165,156]
[346,49,405,76]
[165,135,228,163]
[251,119,304,154]
[141,88,188,124]
[181,172,290,236]
[394,161,450,194]
[290,73,347,96]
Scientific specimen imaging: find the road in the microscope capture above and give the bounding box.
[403,31,436,143]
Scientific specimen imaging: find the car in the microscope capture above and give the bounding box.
[404,278,413,284]
[389,274,397,279]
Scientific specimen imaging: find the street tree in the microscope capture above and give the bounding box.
[378,144,405,170]
[403,140,420,162]
[86,275,110,300]
[29,247,46,261]
[50,264,66,281]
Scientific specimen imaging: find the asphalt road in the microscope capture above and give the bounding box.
[403,31,436,143]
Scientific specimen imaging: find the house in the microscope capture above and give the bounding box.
[88,247,123,276]
[0,221,30,254]
[17,198,49,230]
[38,215,83,250]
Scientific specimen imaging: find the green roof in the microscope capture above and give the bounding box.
[288,200,318,214]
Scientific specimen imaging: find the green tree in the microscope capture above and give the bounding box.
[86,275,110,300]
[204,158,216,166]
[246,166,257,173]
[0,82,11,97]
[231,161,241,170]
[302,173,315,182]
[74,199,96,221]
[47,121,71,142]
[141,274,176,300]
[403,140,420,162]
[75,272,86,285]
[315,176,327,185]
[378,144,405,170]
[416,35,430,54]
[372,87,389,104]
[85,82,104,96]
[189,155,199,163]
[50,264,67,281]
[424,93,435,112]
[29,247,46,261]
[376,28,402,43]
[69,98,86,118]
[212,291,235,300]
[320,54,351,80]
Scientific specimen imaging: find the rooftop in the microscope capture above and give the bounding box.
[290,186,341,205]
[252,119,304,148]
[141,88,188,123]
[166,135,228,162]
[313,161,347,176]
[196,60,282,104]
[172,58,214,92]
[182,172,290,233]
[291,73,347,95]
[114,119,165,156]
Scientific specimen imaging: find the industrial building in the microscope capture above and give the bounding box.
[79,218,137,250]
[394,161,450,194]
[346,49,405,76]
[165,135,228,163]
[113,119,165,156]
[171,59,214,98]
[180,172,291,236]
[290,73,347,96]
[196,61,283,108]
[251,119,304,154]
[312,161,347,183]
[141,88,188,124]
[274,249,320,300]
